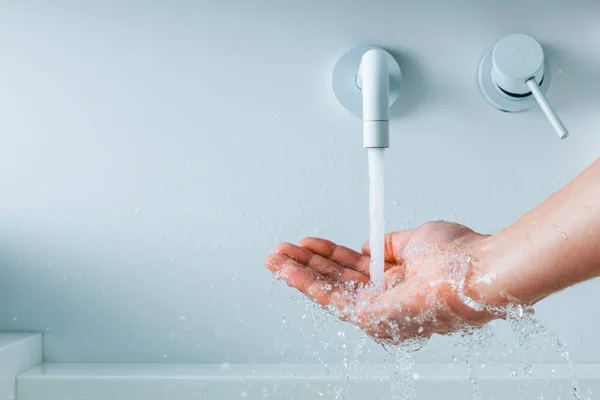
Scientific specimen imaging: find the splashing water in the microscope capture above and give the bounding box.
[507,309,585,400]
[387,344,418,400]
[274,243,590,399]
[368,148,386,291]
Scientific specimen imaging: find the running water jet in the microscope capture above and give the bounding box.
[368,147,386,290]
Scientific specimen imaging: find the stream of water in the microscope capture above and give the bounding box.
[368,148,386,291]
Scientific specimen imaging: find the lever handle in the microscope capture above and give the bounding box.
[478,33,570,140]
[526,79,569,139]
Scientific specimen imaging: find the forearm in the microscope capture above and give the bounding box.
[476,158,600,305]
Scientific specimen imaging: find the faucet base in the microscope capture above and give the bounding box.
[331,45,402,117]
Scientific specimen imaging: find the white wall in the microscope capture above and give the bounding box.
[0,0,599,363]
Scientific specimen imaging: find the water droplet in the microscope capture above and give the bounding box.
[180,316,187,321]
[515,304,524,318]
[13,317,17,321]
[220,362,231,370]
[392,200,399,207]
[412,372,420,380]
[324,283,332,291]
[585,205,592,213]
[417,327,424,334]
[557,69,563,75]
[134,208,141,215]
[163,353,168,358]
[561,232,568,240]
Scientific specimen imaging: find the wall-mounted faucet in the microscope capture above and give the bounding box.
[331,45,403,147]
[478,33,569,139]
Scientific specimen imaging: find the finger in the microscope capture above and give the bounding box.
[362,230,414,263]
[265,253,287,273]
[298,237,371,276]
[276,242,368,283]
[274,242,311,266]
[265,254,352,310]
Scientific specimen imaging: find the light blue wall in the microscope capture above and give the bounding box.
[0,0,599,363]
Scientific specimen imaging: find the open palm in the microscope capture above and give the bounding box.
[265,221,499,344]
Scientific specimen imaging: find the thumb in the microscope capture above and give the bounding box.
[362,230,414,263]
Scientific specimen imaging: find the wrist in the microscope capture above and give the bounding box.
[466,228,552,309]
[464,233,528,310]
[445,234,512,325]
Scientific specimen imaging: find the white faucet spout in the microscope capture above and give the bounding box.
[357,49,390,148]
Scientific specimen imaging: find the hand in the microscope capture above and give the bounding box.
[265,221,506,344]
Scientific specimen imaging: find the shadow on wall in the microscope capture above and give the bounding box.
[0,243,149,362]
[386,48,430,119]
[0,229,230,363]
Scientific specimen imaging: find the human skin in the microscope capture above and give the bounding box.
[265,158,600,343]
